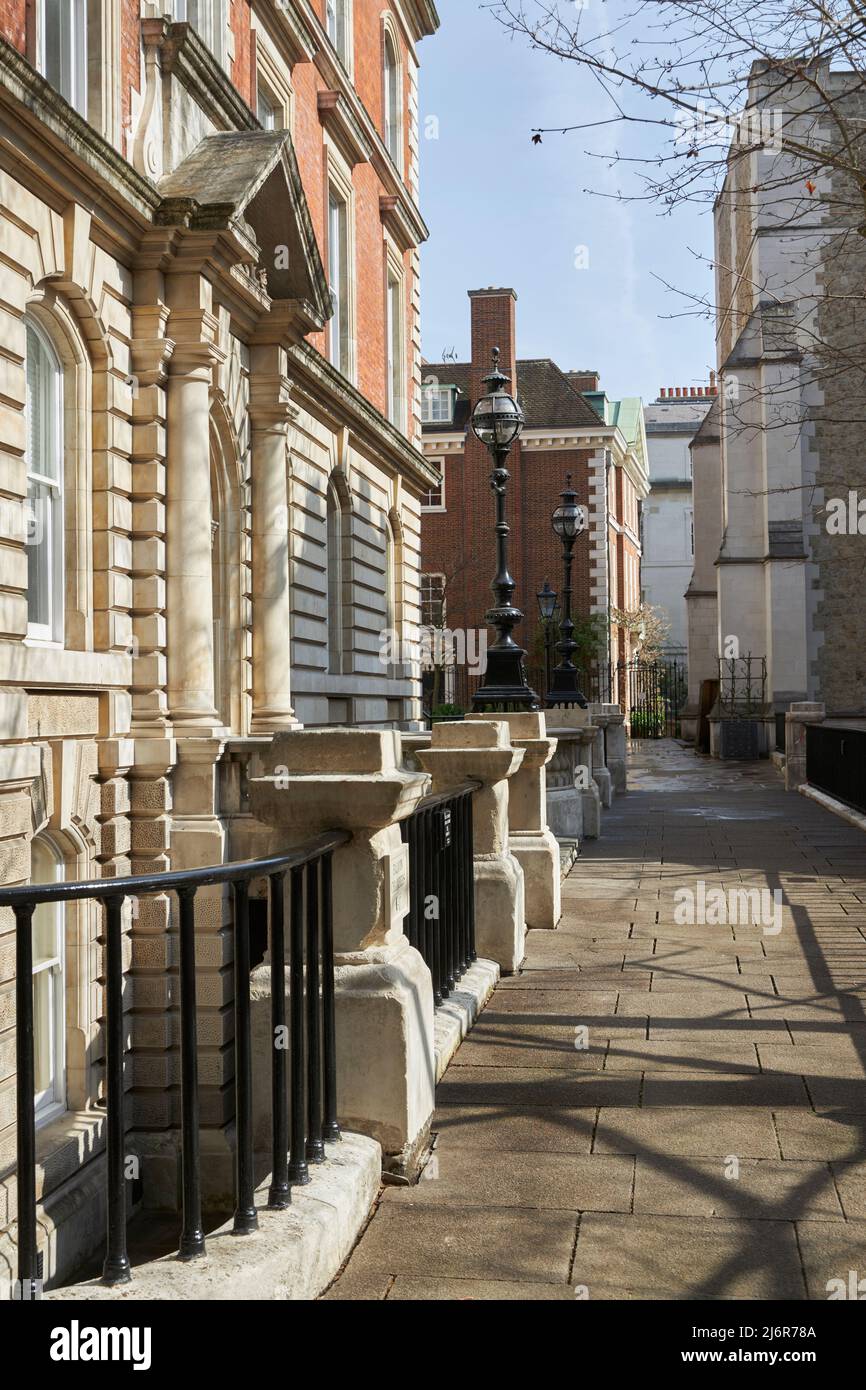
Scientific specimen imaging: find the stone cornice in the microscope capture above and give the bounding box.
[251,0,318,67]
[380,194,425,252]
[309,20,430,244]
[290,342,440,493]
[318,89,373,167]
[0,34,160,235]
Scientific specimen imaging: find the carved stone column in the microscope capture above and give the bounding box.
[249,345,298,732]
[164,321,223,731]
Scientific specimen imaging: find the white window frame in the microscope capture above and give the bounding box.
[420,386,455,425]
[326,160,356,382]
[420,572,446,629]
[31,837,67,1127]
[25,318,65,646]
[421,459,445,512]
[385,257,406,431]
[258,84,276,130]
[176,0,228,68]
[38,0,88,117]
[383,26,402,169]
[326,0,352,70]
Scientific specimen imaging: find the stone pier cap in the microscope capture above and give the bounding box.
[249,729,428,831]
[467,711,557,769]
[417,718,525,785]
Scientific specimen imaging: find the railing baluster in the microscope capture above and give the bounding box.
[14,903,38,1297]
[231,880,257,1234]
[428,810,444,1005]
[268,872,290,1209]
[177,887,205,1258]
[466,792,477,962]
[101,896,131,1285]
[443,809,455,994]
[288,865,309,1185]
[457,795,469,975]
[418,811,430,983]
[305,860,324,1163]
[320,854,340,1144]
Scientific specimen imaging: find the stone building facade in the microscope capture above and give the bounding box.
[0,0,439,1289]
[686,58,866,746]
[642,384,715,663]
[419,288,649,709]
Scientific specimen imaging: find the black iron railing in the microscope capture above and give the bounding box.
[2,831,349,1295]
[776,711,787,754]
[401,784,478,1006]
[806,724,866,815]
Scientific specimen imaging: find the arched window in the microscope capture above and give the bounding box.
[25,318,64,644]
[383,29,401,166]
[31,837,66,1124]
[38,0,88,116]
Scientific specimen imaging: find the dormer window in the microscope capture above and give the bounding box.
[421,385,456,425]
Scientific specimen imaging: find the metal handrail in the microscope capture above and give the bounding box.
[412,778,482,815]
[8,830,350,1299]
[0,832,349,905]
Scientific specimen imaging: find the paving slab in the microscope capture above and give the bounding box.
[384,1276,576,1300]
[796,1221,866,1299]
[633,1158,844,1221]
[572,1213,806,1299]
[326,741,866,1302]
[381,1149,634,1213]
[593,1107,780,1158]
[433,1103,596,1153]
[341,1205,579,1283]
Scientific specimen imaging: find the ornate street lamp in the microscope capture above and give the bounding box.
[470,348,539,712]
[547,473,589,708]
[536,579,560,696]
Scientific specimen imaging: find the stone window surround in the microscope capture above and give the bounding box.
[381,12,403,176]
[29,0,123,147]
[23,291,95,658]
[252,20,294,134]
[325,144,358,387]
[384,237,407,432]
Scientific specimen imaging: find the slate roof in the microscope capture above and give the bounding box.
[422,359,603,433]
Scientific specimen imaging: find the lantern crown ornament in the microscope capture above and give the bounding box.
[470,347,524,451]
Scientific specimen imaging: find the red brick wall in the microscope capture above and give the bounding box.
[120,0,140,141]
[1,0,413,433]
[229,0,253,108]
[421,291,601,696]
[0,0,26,53]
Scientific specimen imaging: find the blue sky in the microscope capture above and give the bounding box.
[418,1,716,402]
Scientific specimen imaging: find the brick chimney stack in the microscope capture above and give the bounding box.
[469,288,518,400]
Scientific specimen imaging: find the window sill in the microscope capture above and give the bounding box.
[0,642,130,690]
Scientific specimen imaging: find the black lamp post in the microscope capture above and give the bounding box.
[547,473,589,708]
[536,580,560,697]
[470,349,539,712]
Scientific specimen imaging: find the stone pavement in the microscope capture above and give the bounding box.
[325,741,866,1300]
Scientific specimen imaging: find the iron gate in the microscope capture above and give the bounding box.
[621,660,686,739]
